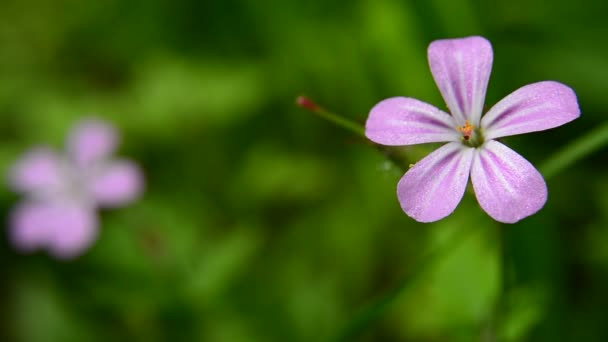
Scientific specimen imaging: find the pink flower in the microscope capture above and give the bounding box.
[7,118,144,259]
[365,36,580,223]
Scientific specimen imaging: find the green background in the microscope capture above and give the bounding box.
[1,0,607,341]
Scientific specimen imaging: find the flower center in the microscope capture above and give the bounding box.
[457,120,485,148]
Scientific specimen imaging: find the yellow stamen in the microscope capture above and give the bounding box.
[457,120,475,141]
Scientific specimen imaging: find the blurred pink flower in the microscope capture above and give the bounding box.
[365,36,580,223]
[8,118,144,259]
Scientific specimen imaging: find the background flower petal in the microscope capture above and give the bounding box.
[397,142,474,222]
[10,201,98,259]
[89,160,144,208]
[428,36,493,125]
[481,81,581,140]
[68,118,119,167]
[471,140,547,223]
[365,97,460,145]
[8,148,65,195]
[10,202,52,253]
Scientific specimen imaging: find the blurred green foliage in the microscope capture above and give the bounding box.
[1,0,608,341]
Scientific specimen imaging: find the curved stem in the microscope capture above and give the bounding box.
[332,226,480,341]
[540,121,608,179]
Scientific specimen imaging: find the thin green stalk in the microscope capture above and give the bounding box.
[332,226,480,341]
[315,106,366,137]
[540,121,608,179]
[296,95,366,137]
[296,96,411,170]
[495,224,509,342]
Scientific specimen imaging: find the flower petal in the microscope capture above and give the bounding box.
[428,36,493,125]
[10,200,98,259]
[68,118,119,167]
[89,160,144,207]
[481,81,581,140]
[10,202,49,252]
[397,142,474,222]
[365,97,460,145]
[8,148,65,195]
[471,141,547,223]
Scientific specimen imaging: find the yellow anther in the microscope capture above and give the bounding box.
[457,120,475,141]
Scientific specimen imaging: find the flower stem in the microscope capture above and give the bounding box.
[540,121,608,179]
[296,96,414,171]
[332,226,479,341]
[494,223,509,341]
[296,95,366,137]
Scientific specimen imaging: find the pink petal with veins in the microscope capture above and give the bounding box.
[471,141,547,223]
[428,36,493,125]
[397,142,474,222]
